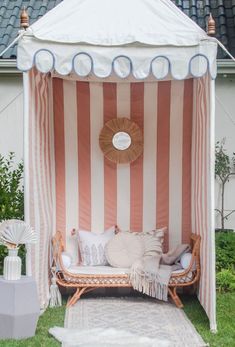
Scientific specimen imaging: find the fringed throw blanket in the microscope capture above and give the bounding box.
[130,244,190,301]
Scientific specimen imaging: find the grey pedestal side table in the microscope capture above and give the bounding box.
[0,276,40,339]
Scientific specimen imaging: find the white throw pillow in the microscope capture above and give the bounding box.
[105,231,144,268]
[61,252,72,269]
[180,252,196,271]
[78,226,116,266]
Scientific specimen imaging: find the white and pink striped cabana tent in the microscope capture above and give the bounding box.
[17,0,217,331]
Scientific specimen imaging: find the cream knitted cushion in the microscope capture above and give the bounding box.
[105,228,166,268]
[105,232,144,268]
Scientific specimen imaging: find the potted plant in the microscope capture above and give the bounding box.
[215,139,235,232]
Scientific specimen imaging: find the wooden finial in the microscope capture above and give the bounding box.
[207,13,216,36]
[20,7,29,30]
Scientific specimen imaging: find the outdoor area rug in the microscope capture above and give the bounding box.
[49,297,208,347]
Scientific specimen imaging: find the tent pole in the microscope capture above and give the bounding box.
[209,79,217,333]
[23,71,32,277]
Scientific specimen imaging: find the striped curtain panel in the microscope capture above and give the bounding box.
[27,69,55,308]
[192,75,216,331]
[26,71,216,329]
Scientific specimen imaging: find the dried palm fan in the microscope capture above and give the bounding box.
[99,117,143,164]
[0,219,36,248]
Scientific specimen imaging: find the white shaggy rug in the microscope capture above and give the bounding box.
[49,297,208,347]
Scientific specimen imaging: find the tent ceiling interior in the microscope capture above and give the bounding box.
[17,0,217,332]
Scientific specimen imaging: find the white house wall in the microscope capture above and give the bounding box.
[215,75,235,230]
[0,75,23,164]
[0,74,235,230]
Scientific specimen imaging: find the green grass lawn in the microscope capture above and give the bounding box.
[183,292,235,347]
[1,292,235,346]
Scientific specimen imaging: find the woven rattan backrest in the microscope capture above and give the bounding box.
[52,231,65,266]
[190,233,201,273]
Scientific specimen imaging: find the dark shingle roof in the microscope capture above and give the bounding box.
[172,0,235,59]
[0,0,63,59]
[0,0,235,59]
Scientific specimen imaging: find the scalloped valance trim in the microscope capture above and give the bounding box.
[17,49,217,80]
[17,36,217,80]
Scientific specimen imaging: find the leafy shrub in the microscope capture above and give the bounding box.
[216,231,235,292]
[216,269,235,293]
[215,231,235,272]
[0,153,25,274]
[0,152,24,220]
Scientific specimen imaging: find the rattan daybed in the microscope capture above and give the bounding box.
[52,231,201,308]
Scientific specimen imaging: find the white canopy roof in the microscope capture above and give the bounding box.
[17,0,217,80]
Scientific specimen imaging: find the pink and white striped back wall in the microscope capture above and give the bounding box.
[52,79,193,257]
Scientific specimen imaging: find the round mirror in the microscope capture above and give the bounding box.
[112,132,131,150]
[99,117,143,163]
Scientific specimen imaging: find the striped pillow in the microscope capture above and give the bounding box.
[138,227,166,257]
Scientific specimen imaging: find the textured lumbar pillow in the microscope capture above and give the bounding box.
[78,226,116,266]
[105,231,144,268]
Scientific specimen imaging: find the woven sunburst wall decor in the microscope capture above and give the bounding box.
[99,117,143,164]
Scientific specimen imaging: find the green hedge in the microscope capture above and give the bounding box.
[216,231,235,292]
[216,232,235,272]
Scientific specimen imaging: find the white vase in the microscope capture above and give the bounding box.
[3,248,22,280]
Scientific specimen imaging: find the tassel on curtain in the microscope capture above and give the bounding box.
[49,266,62,307]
